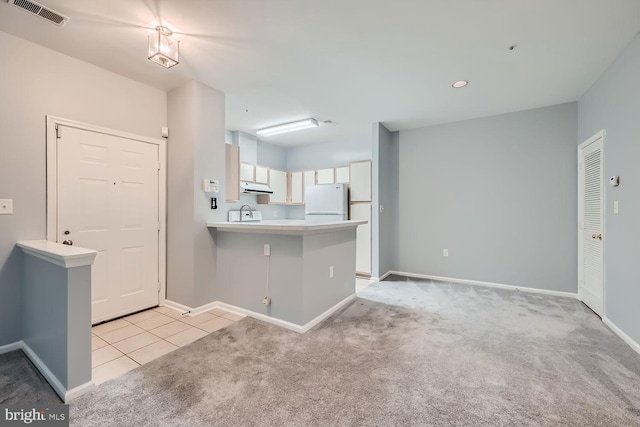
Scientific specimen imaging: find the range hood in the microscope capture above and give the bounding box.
[241,181,273,194]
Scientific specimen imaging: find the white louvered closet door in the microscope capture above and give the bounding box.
[578,132,604,317]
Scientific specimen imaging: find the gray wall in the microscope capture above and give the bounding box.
[286,137,371,171]
[22,255,92,390]
[578,34,640,343]
[167,81,226,308]
[377,127,399,277]
[398,102,578,292]
[257,139,287,171]
[215,228,356,326]
[0,30,167,346]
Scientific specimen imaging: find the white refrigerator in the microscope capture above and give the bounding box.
[305,183,348,222]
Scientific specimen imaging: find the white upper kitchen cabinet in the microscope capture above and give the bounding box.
[225,144,240,202]
[349,161,371,202]
[304,170,316,189]
[290,171,304,204]
[316,168,335,184]
[269,169,287,204]
[335,166,350,183]
[255,165,269,184]
[240,163,255,182]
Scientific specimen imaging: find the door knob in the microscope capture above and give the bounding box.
[591,234,602,240]
[62,239,73,246]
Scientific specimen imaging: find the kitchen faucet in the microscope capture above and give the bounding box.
[239,204,253,222]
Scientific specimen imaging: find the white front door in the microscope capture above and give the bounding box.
[57,126,160,324]
[578,131,605,317]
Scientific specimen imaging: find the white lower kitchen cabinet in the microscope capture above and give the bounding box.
[350,202,371,276]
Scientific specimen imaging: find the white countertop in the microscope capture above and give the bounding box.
[207,219,367,235]
[17,240,98,268]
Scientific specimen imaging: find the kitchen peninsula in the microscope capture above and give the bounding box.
[207,218,366,332]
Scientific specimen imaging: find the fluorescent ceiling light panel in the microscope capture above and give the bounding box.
[257,118,319,137]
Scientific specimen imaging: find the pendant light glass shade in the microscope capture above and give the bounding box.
[148,26,179,68]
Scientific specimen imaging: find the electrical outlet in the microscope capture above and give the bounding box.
[614,200,619,214]
[443,249,449,257]
[329,266,334,278]
[264,244,270,256]
[263,296,271,305]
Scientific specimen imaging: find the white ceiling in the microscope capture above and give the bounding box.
[1,0,639,147]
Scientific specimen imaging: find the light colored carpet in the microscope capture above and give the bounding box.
[66,278,640,426]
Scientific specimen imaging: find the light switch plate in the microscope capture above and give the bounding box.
[0,199,13,215]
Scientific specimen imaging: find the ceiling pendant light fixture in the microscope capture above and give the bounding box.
[256,118,319,137]
[148,26,179,68]
[452,80,469,88]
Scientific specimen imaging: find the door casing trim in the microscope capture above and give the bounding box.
[577,129,606,317]
[45,115,167,307]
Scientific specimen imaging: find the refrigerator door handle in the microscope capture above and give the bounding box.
[305,211,343,215]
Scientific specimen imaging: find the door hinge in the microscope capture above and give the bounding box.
[158,161,161,171]
[157,282,161,293]
[157,220,161,231]
[55,124,61,139]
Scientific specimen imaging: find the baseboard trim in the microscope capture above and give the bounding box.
[603,316,640,356]
[210,294,357,334]
[0,341,22,355]
[190,301,218,316]
[300,294,357,333]
[21,341,94,403]
[64,381,95,402]
[388,271,578,299]
[163,299,193,315]
[211,301,305,333]
[163,299,218,317]
[378,271,392,281]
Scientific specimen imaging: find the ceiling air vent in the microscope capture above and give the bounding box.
[7,0,69,26]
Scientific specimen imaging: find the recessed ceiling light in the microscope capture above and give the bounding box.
[452,80,469,88]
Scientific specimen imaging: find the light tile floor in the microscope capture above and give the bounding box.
[91,306,245,385]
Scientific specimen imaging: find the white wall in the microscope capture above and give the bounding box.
[0,30,167,346]
[398,103,578,292]
[578,34,640,344]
